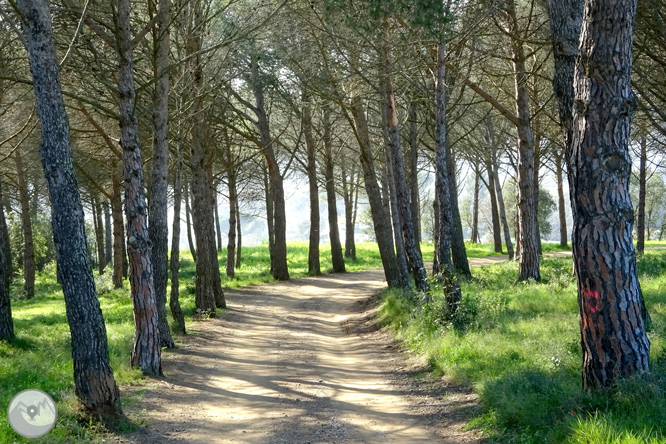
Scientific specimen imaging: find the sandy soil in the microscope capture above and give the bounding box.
[121,266,488,444]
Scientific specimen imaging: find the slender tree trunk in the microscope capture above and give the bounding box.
[408,101,421,243]
[341,159,356,260]
[111,166,125,288]
[486,116,514,259]
[235,199,242,269]
[187,0,224,310]
[263,165,275,272]
[303,91,321,275]
[505,0,540,281]
[117,0,162,375]
[323,106,345,273]
[637,135,647,255]
[17,0,120,413]
[226,173,237,278]
[214,190,223,252]
[104,201,112,265]
[555,153,568,248]
[14,149,35,298]
[471,163,480,244]
[446,137,471,276]
[0,178,12,285]
[93,196,107,273]
[485,159,503,253]
[570,0,650,388]
[170,144,186,334]
[383,35,429,294]
[0,185,13,339]
[184,182,196,262]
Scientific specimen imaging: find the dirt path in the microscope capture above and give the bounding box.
[124,267,485,444]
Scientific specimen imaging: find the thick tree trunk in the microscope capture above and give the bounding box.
[505,0,540,281]
[93,196,107,273]
[104,201,112,265]
[570,0,650,388]
[111,166,126,288]
[170,145,186,334]
[117,0,162,375]
[446,139,471,276]
[555,153,568,248]
[188,0,225,310]
[471,163,480,244]
[252,61,289,281]
[18,0,120,413]
[637,135,647,255]
[235,199,242,269]
[384,37,429,294]
[0,188,13,339]
[323,106,345,273]
[263,164,275,272]
[184,182,196,262]
[0,179,12,286]
[408,101,421,243]
[148,0,174,349]
[303,92,321,275]
[226,173,237,278]
[348,79,399,286]
[433,38,454,272]
[14,149,35,298]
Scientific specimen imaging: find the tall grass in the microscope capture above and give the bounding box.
[379,251,666,443]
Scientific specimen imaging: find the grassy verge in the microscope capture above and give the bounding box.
[379,251,666,443]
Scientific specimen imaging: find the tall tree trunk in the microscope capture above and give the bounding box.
[0,181,13,339]
[341,159,356,260]
[570,0,650,388]
[0,178,12,285]
[303,91,321,275]
[187,0,225,310]
[446,137,471,276]
[226,173,237,278]
[111,165,126,288]
[348,86,400,287]
[93,195,107,273]
[471,163,480,244]
[408,101,421,243]
[485,159,503,253]
[147,0,174,349]
[555,153,568,248]
[263,164,275,272]
[323,106,345,273]
[214,190,223,252]
[117,0,162,375]
[636,134,647,255]
[170,143,186,334]
[104,201,112,265]
[235,199,242,269]
[14,148,35,298]
[486,116,514,259]
[505,0,540,280]
[383,35,429,294]
[184,182,197,262]
[17,0,120,413]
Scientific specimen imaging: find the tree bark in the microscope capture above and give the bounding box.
[226,174,237,278]
[170,144,186,334]
[323,106,345,273]
[446,137,471,276]
[235,199,242,269]
[17,0,120,413]
[484,158,503,253]
[187,0,225,310]
[303,91,321,275]
[637,134,647,255]
[471,163,480,244]
[570,0,650,388]
[341,158,356,260]
[555,153,568,248]
[111,165,126,288]
[0,190,13,339]
[104,201,112,265]
[117,0,162,375]
[252,60,289,281]
[408,101,421,243]
[93,195,107,274]
[505,0,540,281]
[0,178,12,286]
[263,164,275,272]
[486,116,514,259]
[184,182,197,262]
[383,36,429,294]
[14,148,35,298]
[148,0,174,349]
[214,189,223,252]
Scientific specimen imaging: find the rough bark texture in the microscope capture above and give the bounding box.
[148,0,174,349]
[303,92,321,275]
[235,199,242,269]
[407,102,421,243]
[117,0,162,375]
[505,0,540,281]
[104,201,112,265]
[111,166,126,288]
[484,160,502,252]
[188,0,225,310]
[184,183,197,262]
[0,178,13,285]
[471,164,480,244]
[93,196,107,273]
[555,153,569,248]
[323,106,345,274]
[570,0,650,388]
[384,38,429,294]
[226,173,237,277]
[18,0,120,413]
[15,149,35,298]
[486,116,514,260]
[341,158,357,260]
[636,135,647,255]
[170,146,186,334]
[263,166,275,272]
[0,202,13,340]
[446,136,471,277]
[252,60,289,281]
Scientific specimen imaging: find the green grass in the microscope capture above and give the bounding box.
[379,251,666,443]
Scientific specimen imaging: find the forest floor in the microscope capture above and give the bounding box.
[122,265,498,444]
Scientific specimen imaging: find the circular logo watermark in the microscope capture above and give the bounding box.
[7,389,57,438]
